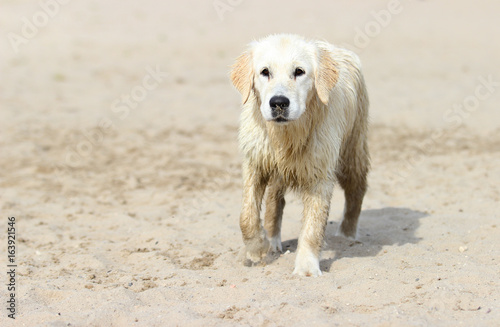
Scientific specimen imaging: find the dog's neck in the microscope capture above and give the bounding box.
[266,120,311,156]
[266,95,324,159]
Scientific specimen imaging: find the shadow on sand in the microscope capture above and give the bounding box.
[279,207,429,272]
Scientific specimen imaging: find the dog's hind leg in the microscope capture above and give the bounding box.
[335,127,370,239]
[263,175,287,253]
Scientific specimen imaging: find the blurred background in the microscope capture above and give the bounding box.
[1,1,500,325]
[2,0,500,131]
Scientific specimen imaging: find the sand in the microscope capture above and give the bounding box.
[1,0,499,326]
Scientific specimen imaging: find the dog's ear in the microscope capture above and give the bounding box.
[230,51,253,104]
[315,47,339,105]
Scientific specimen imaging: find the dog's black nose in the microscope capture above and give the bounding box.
[270,96,290,119]
[269,96,290,110]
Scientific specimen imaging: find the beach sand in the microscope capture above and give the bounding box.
[1,1,499,326]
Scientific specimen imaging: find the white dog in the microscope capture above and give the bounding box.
[231,34,370,277]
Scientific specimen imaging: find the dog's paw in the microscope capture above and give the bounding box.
[335,225,357,240]
[293,250,322,277]
[268,235,282,253]
[243,236,270,265]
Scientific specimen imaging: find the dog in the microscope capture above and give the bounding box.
[230,34,370,277]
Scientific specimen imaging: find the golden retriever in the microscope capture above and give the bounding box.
[230,34,370,277]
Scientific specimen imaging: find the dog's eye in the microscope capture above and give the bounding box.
[294,68,305,77]
[260,68,270,77]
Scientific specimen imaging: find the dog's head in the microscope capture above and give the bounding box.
[230,34,338,124]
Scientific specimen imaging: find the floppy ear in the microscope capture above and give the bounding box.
[315,47,339,105]
[230,51,253,104]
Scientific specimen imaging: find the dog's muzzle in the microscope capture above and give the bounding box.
[269,95,290,122]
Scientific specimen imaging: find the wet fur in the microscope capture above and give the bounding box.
[231,34,370,277]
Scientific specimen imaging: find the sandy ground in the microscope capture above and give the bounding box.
[1,0,500,326]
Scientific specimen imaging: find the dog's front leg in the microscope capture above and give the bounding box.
[264,175,287,253]
[240,165,269,265]
[293,183,334,277]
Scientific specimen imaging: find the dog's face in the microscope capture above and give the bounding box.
[231,35,339,124]
[252,37,315,123]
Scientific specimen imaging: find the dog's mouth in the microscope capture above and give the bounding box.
[273,116,288,123]
[271,105,289,123]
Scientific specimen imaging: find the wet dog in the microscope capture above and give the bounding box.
[231,34,370,276]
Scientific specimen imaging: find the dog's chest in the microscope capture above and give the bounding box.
[266,140,330,188]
